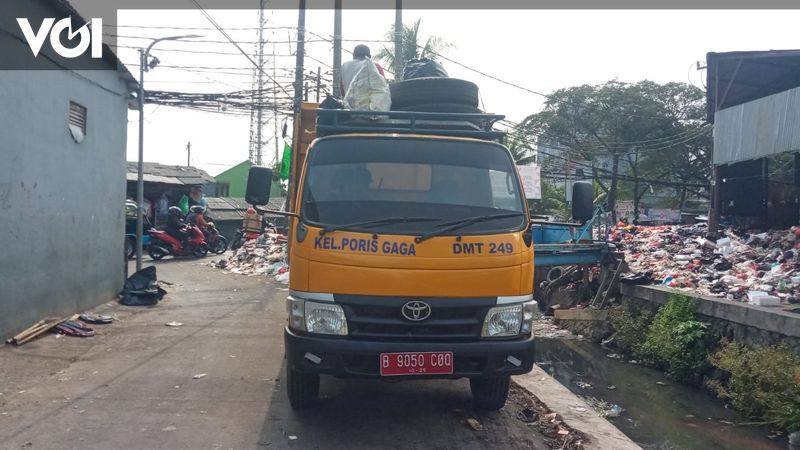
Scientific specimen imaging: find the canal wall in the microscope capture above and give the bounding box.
[620,284,800,353]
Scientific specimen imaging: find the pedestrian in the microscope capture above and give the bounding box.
[339,44,385,96]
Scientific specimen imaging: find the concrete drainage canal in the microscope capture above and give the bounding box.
[534,337,787,450]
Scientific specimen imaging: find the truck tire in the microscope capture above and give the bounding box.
[390,78,479,109]
[394,103,482,114]
[470,376,510,411]
[286,366,319,410]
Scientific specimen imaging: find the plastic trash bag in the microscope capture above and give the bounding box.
[344,58,391,112]
[402,57,448,80]
[119,266,166,306]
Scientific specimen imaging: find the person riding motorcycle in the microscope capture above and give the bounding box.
[191,205,209,229]
[166,206,189,248]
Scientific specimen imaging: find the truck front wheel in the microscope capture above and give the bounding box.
[470,376,510,411]
[286,366,319,410]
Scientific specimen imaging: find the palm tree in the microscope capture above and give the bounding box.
[375,19,452,78]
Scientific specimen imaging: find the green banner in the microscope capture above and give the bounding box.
[280,142,292,180]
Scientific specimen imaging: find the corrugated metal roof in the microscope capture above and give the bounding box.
[125,162,215,185]
[714,85,800,165]
[205,197,287,221]
[707,49,800,123]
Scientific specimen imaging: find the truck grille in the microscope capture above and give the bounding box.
[334,295,495,342]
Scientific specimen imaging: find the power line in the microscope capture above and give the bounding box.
[186,0,293,99]
[106,24,297,31]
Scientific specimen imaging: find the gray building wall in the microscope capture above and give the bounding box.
[0,64,130,338]
[714,85,800,165]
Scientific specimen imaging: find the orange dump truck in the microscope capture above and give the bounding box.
[246,104,536,410]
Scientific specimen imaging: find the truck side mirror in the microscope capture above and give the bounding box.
[571,181,593,223]
[245,166,273,206]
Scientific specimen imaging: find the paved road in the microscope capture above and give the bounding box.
[1,259,550,450]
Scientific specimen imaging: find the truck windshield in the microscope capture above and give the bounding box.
[300,136,527,236]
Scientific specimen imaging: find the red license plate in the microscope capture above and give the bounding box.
[379,351,454,376]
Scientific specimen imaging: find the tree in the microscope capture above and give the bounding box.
[375,19,452,78]
[513,81,711,222]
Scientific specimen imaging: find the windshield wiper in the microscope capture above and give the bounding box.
[319,216,442,235]
[414,213,524,243]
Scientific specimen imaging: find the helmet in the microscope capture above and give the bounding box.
[190,205,205,213]
[168,206,182,217]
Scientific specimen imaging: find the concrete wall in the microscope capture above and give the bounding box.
[0,48,130,336]
[620,284,800,353]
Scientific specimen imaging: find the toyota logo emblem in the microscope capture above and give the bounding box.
[401,301,431,321]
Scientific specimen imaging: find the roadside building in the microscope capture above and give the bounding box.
[125,162,215,225]
[707,50,800,229]
[0,1,136,338]
[214,160,283,198]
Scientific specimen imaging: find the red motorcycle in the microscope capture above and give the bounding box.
[148,225,208,260]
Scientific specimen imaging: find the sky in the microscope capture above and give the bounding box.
[106,8,800,177]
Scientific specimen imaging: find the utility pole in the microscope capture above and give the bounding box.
[332,0,342,97]
[293,0,306,114]
[315,66,321,102]
[248,0,268,166]
[186,141,191,166]
[272,40,279,165]
[394,0,403,80]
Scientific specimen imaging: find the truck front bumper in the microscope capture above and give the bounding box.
[284,328,535,379]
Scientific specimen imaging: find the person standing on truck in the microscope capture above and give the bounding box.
[339,44,385,96]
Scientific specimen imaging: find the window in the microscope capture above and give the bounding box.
[68,101,87,143]
[301,137,526,235]
[216,182,230,197]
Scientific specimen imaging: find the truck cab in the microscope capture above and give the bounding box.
[247,107,536,410]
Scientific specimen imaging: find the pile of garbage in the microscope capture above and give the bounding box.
[615,224,800,305]
[213,233,289,284]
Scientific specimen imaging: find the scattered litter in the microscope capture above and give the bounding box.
[575,381,593,390]
[193,373,207,379]
[7,317,67,345]
[606,385,617,390]
[581,396,623,418]
[288,435,298,441]
[119,266,167,306]
[569,405,588,413]
[212,233,289,284]
[79,313,113,324]
[517,407,538,423]
[606,405,623,418]
[616,224,800,304]
[606,353,623,360]
[165,322,183,327]
[655,381,668,386]
[162,426,177,432]
[466,418,484,431]
[557,425,570,436]
[53,320,95,337]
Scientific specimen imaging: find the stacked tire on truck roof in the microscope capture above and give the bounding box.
[389,77,482,113]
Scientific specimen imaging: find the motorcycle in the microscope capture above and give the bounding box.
[148,225,208,260]
[203,223,228,254]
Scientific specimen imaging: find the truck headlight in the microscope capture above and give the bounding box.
[482,304,522,337]
[305,301,348,335]
[286,296,348,335]
[482,300,537,338]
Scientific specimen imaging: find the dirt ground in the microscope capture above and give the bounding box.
[0,258,573,450]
